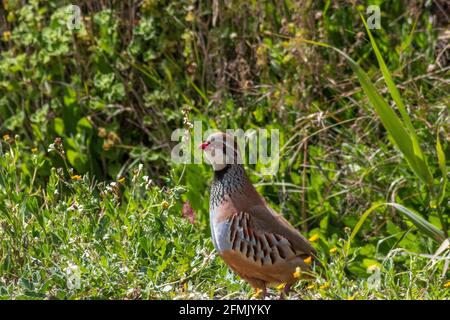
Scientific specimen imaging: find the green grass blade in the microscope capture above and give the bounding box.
[340,54,425,182]
[189,80,209,104]
[436,131,448,211]
[399,15,419,54]
[360,14,414,132]
[360,14,433,186]
[345,202,446,255]
[387,203,446,243]
[436,134,447,176]
[345,202,385,255]
[299,38,431,185]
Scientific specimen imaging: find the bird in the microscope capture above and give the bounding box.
[200,131,318,298]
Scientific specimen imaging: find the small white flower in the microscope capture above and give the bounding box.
[66,263,81,290]
[48,143,55,152]
[66,201,84,213]
[367,265,381,290]
[141,176,153,189]
[162,285,173,292]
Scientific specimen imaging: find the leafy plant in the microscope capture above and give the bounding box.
[300,13,448,245]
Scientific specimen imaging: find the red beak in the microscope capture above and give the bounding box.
[199,141,210,150]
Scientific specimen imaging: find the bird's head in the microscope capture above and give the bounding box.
[200,132,242,171]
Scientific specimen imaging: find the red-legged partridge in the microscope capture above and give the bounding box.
[200,132,318,298]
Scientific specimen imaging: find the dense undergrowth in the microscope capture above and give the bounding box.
[0,0,449,299]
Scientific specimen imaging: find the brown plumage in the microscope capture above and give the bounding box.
[201,132,318,298]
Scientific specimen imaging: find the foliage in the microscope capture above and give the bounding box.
[0,0,449,299]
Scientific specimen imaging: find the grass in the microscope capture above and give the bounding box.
[0,1,449,300]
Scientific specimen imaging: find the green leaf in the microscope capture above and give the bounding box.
[76,117,93,133]
[360,13,433,186]
[436,131,447,206]
[387,203,445,243]
[53,117,65,136]
[67,149,87,173]
[346,202,446,255]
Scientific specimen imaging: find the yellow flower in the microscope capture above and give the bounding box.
[71,175,82,181]
[346,295,355,300]
[98,127,107,138]
[367,264,380,272]
[303,256,312,265]
[308,234,319,242]
[31,147,38,153]
[444,281,450,288]
[3,134,10,141]
[161,201,170,209]
[103,140,112,151]
[329,247,337,254]
[7,12,15,23]
[252,288,263,298]
[185,11,195,22]
[293,266,302,279]
[319,282,329,290]
[2,31,11,42]
[306,284,315,290]
[117,177,126,184]
[275,283,285,291]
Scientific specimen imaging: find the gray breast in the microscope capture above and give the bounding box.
[210,211,232,253]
